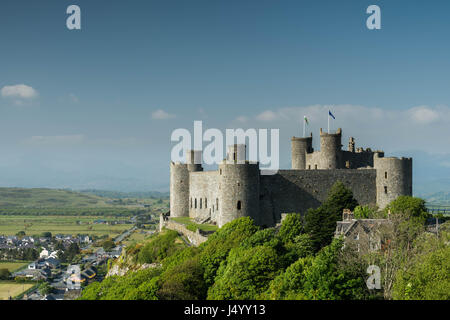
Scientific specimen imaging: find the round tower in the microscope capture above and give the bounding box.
[169,150,203,218]
[217,145,260,227]
[291,134,313,169]
[319,128,343,169]
[170,162,190,217]
[374,153,413,209]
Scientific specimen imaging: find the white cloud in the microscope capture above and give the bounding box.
[235,116,248,123]
[152,109,175,120]
[256,110,279,121]
[408,106,439,125]
[1,84,38,99]
[243,104,450,154]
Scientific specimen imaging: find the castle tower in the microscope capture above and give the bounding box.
[226,144,246,163]
[374,153,413,209]
[291,134,313,169]
[169,150,203,218]
[319,128,343,169]
[217,144,260,227]
[348,137,355,152]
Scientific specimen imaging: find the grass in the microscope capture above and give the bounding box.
[170,216,218,232]
[0,261,30,272]
[0,215,131,237]
[0,281,34,300]
[122,229,152,246]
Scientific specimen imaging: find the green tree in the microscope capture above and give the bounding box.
[354,205,379,219]
[304,181,358,252]
[0,268,11,280]
[39,282,54,295]
[199,217,259,286]
[102,239,116,251]
[386,196,430,223]
[278,213,304,244]
[208,245,281,300]
[16,230,26,237]
[41,232,52,238]
[158,257,207,300]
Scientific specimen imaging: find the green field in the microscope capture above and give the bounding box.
[0,261,29,272]
[0,281,34,300]
[0,215,131,237]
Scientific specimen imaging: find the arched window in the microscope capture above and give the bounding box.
[237,201,241,210]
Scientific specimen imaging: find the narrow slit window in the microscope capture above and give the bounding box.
[237,201,241,210]
[384,186,388,194]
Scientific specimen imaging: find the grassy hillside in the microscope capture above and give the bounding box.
[0,188,112,208]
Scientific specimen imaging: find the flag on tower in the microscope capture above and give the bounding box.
[328,110,335,119]
[304,116,309,124]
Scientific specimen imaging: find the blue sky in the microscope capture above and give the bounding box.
[0,0,449,193]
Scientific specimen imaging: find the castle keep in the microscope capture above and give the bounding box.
[170,128,412,228]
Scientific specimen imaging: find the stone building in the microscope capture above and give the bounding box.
[170,128,413,228]
[335,209,391,252]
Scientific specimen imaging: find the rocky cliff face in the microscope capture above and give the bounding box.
[106,247,161,277]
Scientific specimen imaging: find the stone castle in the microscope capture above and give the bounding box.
[169,128,412,228]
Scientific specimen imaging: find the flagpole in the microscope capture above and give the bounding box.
[303,116,306,138]
[328,111,330,134]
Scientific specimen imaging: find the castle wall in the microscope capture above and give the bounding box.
[260,169,377,225]
[342,151,375,169]
[189,171,219,222]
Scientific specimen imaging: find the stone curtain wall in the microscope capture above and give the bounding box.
[189,171,219,222]
[162,218,208,246]
[259,169,377,226]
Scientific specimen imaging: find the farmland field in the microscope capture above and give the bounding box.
[0,281,34,300]
[0,261,30,272]
[0,215,131,237]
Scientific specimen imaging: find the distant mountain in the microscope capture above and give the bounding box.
[421,191,450,206]
[78,189,169,199]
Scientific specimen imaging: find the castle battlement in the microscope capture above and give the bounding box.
[170,128,413,227]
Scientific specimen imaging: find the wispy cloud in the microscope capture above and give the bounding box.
[1,84,38,105]
[256,110,279,121]
[152,109,175,120]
